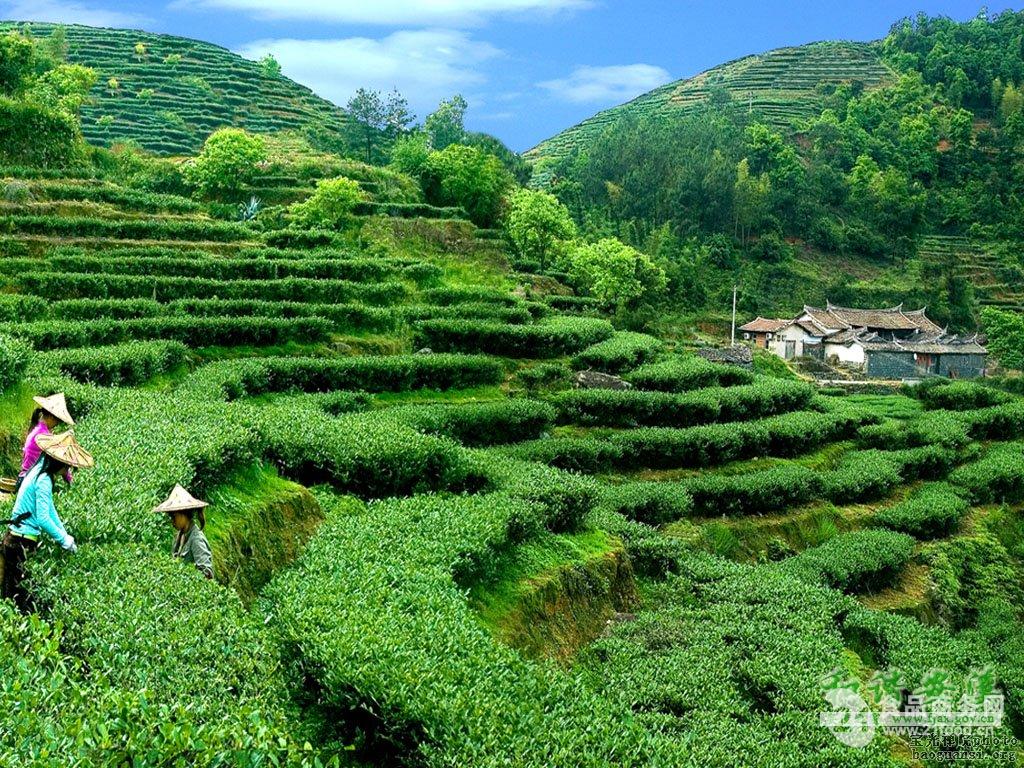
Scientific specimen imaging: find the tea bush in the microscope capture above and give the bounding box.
[602,482,693,524]
[35,339,189,385]
[571,332,663,373]
[413,316,614,358]
[872,483,968,538]
[626,355,754,391]
[551,379,813,428]
[777,529,915,593]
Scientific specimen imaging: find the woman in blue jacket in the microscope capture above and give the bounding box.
[2,430,94,612]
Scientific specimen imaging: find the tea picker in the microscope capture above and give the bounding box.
[155,485,214,580]
[1,430,94,612]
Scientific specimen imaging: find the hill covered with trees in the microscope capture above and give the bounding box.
[529,10,1024,343]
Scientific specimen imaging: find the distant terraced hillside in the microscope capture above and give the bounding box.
[527,41,893,177]
[0,22,354,156]
[919,235,1024,314]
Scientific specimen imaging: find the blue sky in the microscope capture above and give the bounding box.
[1,0,1021,150]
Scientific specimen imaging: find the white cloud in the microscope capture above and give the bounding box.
[0,0,146,26]
[237,30,502,118]
[174,0,589,26]
[539,64,672,104]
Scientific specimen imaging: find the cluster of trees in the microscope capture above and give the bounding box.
[544,10,1024,330]
[0,27,96,166]
[504,188,666,316]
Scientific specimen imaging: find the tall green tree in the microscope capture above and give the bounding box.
[425,94,468,150]
[183,127,266,198]
[504,188,577,268]
[347,88,413,162]
[733,158,770,242]
[558,238,667,312]
[422,144,512,227]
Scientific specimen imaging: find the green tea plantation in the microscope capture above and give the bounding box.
[1,16,1024,768]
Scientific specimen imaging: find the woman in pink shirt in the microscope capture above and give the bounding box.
[18,393,75,488]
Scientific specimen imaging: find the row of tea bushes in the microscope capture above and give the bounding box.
[0,315,332,350]
[0,213,252,242]
[948,442,1024,504]
[16,271,408,305]
[504,410,871,474]
[550,379,814,428]
[872,482,969,538]
[251,402,484,498]
[383,400,555,447]
[571,332,663,374]
[626,355,754,392]
[265,490,666,767]
[577,553,900,765]
[34,340,189,385]
[776,529,916,593]
[413,316,614,358]
[181,354,505,400]
[25,252,440,285]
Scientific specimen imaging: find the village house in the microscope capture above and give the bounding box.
[740,302,987,379]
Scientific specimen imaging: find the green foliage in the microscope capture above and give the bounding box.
[778,529,915,593]
[346,87,414,163]
[572,331,662,373]
[183,127,267,198]
[551,378,814,428]
[286,176,366,230]
[558,238,666,311]
[872,482,968,538]
[384,400,555,447]
[927,531,1023,629]
[0,96,82,167]
[983,306,1024,371]
[603,482,693,525]
[0,332,31,390]
[413,316,614,358]
[949,442,1024,503]
[425,94,468,150]
[504,188,577,269]
[684,464,821,517]
[627,355,754,391]
[915,379,1012,410]
[35,340,188,385]
[422,143,512,227]
[258,52,280,78]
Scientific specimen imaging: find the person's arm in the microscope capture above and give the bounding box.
[189,531,214,579]
[35,475,73,549]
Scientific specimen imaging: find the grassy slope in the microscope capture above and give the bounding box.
[0,21,354,155]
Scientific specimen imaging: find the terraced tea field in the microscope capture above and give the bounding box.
[2,162,1024,766]
[0,22,354,155]
[527,41,893,178]
[919,234,1024,314]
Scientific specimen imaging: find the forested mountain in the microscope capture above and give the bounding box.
[0,21,355,155]
[530,11,1024,334]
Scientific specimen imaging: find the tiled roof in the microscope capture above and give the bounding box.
[739,317,789,333]
[860,333,987,356]
[803,302,927,331]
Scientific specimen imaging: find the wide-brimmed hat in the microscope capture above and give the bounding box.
[36,429,94,469]
[153,484,209,514]
[33,393,75,426]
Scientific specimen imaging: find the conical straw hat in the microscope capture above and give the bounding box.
[33,393,75,426]
[36,429,94,469]
[153,484,209,514]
